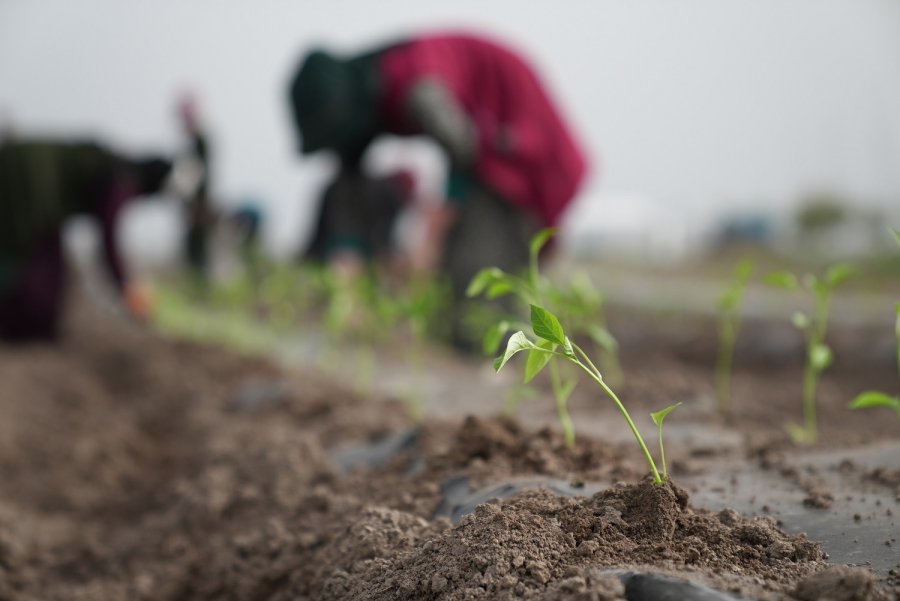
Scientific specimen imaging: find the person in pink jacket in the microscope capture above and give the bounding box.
[289,32,589,346]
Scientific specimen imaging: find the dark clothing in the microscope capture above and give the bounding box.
[0,141,131,289]
[302,170,410,262]
[184,130,213,280]
[0,140,135,341]
[442,181,536,349]
[0,231,65,341]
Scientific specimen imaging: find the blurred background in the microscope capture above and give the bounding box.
[3,0,898,269]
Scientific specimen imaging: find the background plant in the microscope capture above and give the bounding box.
[849,228,899,424]
[468,230,625,446]
[714,258,754,413]
[468,229,580,446]
[765,263,854,444]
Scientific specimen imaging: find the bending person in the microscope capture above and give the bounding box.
[288,32,588,343]
[0,139,173,342]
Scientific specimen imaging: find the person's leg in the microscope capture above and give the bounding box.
[441,185,536,351]
[0,232,66,342]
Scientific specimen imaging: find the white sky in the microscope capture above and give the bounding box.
[1,0,899,256]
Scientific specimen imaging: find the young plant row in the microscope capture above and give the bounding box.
[715,228,900,443]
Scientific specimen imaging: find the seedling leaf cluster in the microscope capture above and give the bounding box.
[765,263,855,444]
[470,229,679,485]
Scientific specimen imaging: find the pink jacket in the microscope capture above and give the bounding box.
[379,34,589,226]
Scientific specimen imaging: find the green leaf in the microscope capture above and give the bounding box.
[849,391,900,411]
[734,258,755,282]
[529,228,557,260]
[825,263,855,288]
[486,279,514,299]
[587,324,618,353]
[717,287,740,312]
[466,267,504,298]
[809,342,833,372]
[891,227,900,246]
[530,304,566,345]
[791,311,810,330]
[764,271,799,290]
[494,331,534,372]
[524,340,556,383]
[650,402,682,427]
[483,320,512,355]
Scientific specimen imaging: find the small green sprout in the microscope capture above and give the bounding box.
[765,263,855,444]
[468,229,626,447]
[849,391,900,423]
[650,402,682,480]
[849,228,899,422]
[494,303,679,486]
[714,259,754,413]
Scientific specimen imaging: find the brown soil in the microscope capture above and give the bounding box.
[0,299,896,600]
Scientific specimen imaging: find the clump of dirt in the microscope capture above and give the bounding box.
[793,565,885,601]
[864,467,900,502]
[323,480,827,600]
[427,415,642,486]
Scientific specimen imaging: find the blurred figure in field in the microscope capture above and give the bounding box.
[0,139,172,342]
[301,166,416,276]
[229,202,265,285]
[288,32,588,343]
[178,93,214,287]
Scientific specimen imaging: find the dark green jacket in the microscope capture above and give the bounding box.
[0,141,123,289]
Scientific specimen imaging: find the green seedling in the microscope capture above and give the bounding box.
[765,263,855,444]
[549,272,623,389]
[468,229,582,445]
[714,259,754,413]
[495,303,680,485]
[396,277,450,422]
[849,391,900,423]
[469,229,626,446]
[650,402,682,480]
[849,228,899,422]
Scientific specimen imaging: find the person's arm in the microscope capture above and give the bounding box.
[96,178,132,292]
[405,78,477,168]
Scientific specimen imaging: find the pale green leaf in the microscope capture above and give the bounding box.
[791,312,810,330]
[717,287,740,312]
[530,304,566,345]
[494,331,534,372]
[734,258,755,282]
[486,280,514,299]
[825,263,855,288]
[524,340,556,383]
[483,320,512,356]
[764,271,799,290]
[466,267,504,298]
[809,342,833,372]
[849,391,900,411]
[650,402,682,427]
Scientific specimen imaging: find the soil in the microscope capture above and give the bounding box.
[0,295,897,600]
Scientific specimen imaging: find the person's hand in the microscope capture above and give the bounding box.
[411,202,457,273]
[124,280,154,320]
